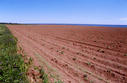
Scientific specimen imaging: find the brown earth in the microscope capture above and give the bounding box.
[7,25,127,83]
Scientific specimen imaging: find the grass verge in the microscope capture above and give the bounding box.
[0,24,28,83]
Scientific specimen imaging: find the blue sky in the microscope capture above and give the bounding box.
[0,0,127,25]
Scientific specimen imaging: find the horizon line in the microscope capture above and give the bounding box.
[1,22,127,28]
[0,22,127,26]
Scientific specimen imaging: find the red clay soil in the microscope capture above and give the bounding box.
[7,25,127,83]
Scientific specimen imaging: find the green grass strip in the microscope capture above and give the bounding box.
[0,24,28,83]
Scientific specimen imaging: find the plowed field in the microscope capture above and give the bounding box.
[7,25,127,83]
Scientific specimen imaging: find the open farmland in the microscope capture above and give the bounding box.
[7,25,127,83]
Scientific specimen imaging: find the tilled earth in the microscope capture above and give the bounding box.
[7,25,127,83]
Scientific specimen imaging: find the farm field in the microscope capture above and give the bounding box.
[7,25,127,83]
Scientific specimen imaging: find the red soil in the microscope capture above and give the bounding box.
[7,25,127,83]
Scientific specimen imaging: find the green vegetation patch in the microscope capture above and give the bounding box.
[39,67,49,83]
[0,24,28,83]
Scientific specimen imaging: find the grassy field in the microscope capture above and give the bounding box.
[0,24,28,83]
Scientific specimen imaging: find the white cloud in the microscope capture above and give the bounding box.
[120,18,127,21]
